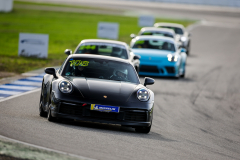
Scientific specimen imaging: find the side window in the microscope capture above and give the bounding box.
[142,32,152,35]
[58,58,68,74]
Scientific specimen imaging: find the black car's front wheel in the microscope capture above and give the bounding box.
[135,125,151,133]
[47,95,58,122]
[47,107,57,122]
[39,90,47,117]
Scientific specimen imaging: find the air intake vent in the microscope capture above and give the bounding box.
[140,65,159,73]
[125,111,147,121]
[165,67,175,73]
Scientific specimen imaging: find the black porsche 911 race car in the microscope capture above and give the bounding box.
[39,54,155,133]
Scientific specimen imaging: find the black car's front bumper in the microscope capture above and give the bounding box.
[50,101,153,127]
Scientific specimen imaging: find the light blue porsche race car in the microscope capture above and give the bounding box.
[130,35,187,78]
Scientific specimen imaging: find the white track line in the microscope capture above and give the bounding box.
[0,135,95,160]
[12,81,42,86]
[0,85,37,90]
[0,90,24,95]
[0,88,41,103]
[26,77,43,81]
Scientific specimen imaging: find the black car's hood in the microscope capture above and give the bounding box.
[69,77,139,102]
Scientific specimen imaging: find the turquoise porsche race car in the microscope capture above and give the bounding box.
[130,36,187,78]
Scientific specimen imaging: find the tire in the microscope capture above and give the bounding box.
[175,71,180,79]
[180,63,186,78]
[135,125,151,133]
[47,96,57,122]
[180,67,185,78]
[47,107,57,122]
[180,72,185,78]
[186,41,190,55]
[174,75,179,79]
[39,89,47,117]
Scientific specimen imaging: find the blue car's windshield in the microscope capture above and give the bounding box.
[62,58,139,84]
[75,42,128,59]
[132,39,176,52]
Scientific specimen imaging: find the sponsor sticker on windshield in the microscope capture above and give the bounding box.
[69,60,89,67]
[90,104,120,113]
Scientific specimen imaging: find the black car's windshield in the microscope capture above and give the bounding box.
[62,58,139,83]
[141,31,174,38]
[132,39,175,52]
[159,26,184,35]
[75,42,128,59]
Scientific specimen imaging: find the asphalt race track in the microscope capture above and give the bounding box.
[0,1,240,160]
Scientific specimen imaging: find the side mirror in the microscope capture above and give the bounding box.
[133,55,140,60]
[144,77,155,86]
[180,48,186,53]
[130,34,136,39]
[45,67,57,78]
[64,49,72,56]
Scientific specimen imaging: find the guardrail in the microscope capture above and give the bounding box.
[120,0,240,8]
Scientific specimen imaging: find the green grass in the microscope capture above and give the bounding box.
[0,2,194,74]
[14,0,113,10]
[0,139,83,160]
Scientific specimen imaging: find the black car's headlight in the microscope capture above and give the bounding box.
[59,80,73,93]
[137,88,150,101]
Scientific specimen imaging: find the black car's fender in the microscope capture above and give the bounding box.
[42,74,56,111]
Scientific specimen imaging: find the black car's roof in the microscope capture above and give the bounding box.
[68,54,130,64]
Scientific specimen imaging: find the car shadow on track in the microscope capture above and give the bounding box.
[51,119,176,142]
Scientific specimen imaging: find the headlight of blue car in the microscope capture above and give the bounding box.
[167,54,178,62]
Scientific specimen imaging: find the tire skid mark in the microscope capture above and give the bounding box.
[199,128,240,146]
[186,140,239,160]
[199,126,240,157]
[190,66,222,105]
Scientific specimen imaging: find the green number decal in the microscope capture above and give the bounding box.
[69,60,89,67]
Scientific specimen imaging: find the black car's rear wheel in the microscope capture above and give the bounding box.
[39,89,47,117]
[135,125,151,133]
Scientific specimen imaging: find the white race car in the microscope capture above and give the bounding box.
[131,27,182,48]
[154,23,191,55]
